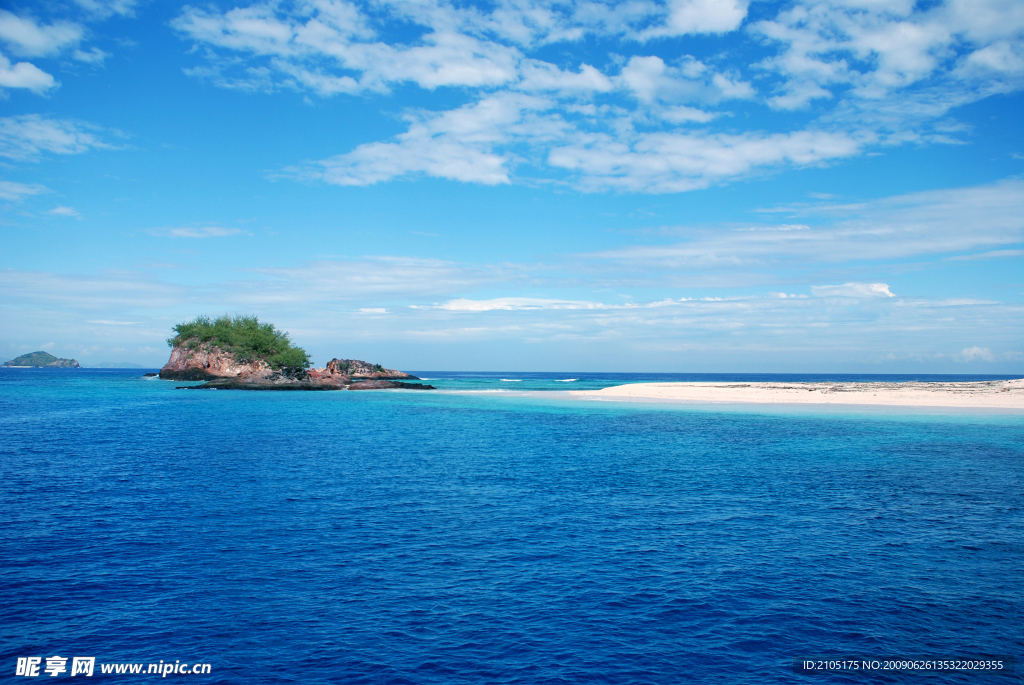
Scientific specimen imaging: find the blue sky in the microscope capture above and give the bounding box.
[1,0,1022,371]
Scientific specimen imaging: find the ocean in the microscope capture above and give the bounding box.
[2,368,1022,683]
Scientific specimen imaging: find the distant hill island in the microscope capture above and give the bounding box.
[159,315,433,390]
[4,351,80,368]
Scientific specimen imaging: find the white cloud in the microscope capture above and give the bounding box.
[311,130,508,185]
[172,3,520,94]
[48,205,79,217]
[73,46,109,64]
[517,60,613,94]
[656,105,719,123]
[0,180,49,201]
[298,90,859,191]
[426,296,692,311]
[2,230,1022,368]
[550,128,862,193]
[169,0,1024,193]
[0,10,82,58]
[171,0,759,107]
[0,269,186,310]
[247,256,496,302]
[947,249,1024,261]
[0,52,56,93]
[593,178,1024,264]
[435,297,602,311]
[0,8,129,97]
[811,282,895,298]
[148,226,247,238]
[616,55,753,105]
[751,0,1024,114]
[942,0,1024,44]
[959,40,1024,82]
[959,345,994,362]
[300,93,544,185]
[0,115,107,161]
[72,0,139,19]
[644,0,750,38]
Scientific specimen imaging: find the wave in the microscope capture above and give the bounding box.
[500,379,522,382]
[554,379,578,382]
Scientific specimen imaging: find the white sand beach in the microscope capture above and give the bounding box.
[570,379,1024,409]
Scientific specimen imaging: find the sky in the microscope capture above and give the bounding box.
[0,0,1022,372]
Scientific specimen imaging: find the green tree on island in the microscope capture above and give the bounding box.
[168,315,311,369]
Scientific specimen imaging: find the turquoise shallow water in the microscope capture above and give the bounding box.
[2,369,1023,683]
[406,371,1023,393]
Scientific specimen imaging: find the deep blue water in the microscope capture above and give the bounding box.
[2,369,1022,683]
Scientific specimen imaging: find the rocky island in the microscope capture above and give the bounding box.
[4,351,80,368]
[159,315,434,391]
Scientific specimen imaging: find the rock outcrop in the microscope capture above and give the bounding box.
[324,358,416,380]
[159,343,269,380]
[161,344,432,391]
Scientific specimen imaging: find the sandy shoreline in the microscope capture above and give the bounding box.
[569,379,1024,409]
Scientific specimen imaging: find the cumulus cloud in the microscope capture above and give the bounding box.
[48,205,79,217]
[0,52,57,93]
[618,55,743,104]
[751,0,1024,112]
[172,3,519,94]
[644,0,750,38]
[517,60,613,94]
[0,6,129,97]
[167,0,1024,192]
[298,92,859,192]
[0,115,108,161]
[300,93,552,185]
[0,10,83,58]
